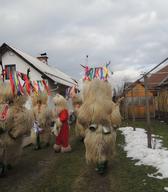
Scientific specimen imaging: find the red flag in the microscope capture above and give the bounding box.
[18,78,24,95]
[9,72,15,95]
[42,80,50,95]
[24,74,31,95]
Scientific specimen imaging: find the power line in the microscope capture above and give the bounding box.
[124,57,168,92]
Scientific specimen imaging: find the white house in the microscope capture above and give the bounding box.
[0,43,77,97]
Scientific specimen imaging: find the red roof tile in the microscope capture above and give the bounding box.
[148,64,168,89]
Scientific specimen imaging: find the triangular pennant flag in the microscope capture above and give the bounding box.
[9,72,15,95]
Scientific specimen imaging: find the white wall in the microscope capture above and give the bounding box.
[2,50,42,81]
[1,50,68,109]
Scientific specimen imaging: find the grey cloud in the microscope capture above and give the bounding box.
[1,0,168,82]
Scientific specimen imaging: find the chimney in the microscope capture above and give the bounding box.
[37,53,48,64]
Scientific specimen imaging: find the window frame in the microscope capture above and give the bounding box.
[5,64,16,80]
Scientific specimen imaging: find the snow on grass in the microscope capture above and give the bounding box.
[119,127,168,179]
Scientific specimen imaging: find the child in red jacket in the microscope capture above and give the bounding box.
[53,94,71,153]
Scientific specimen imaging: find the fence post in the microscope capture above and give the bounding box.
[131,88,136,130]
[144,74,152,148]
[123,91,128,120]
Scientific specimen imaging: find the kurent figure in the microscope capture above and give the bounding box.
[0,82,33,175]
[111,97,123,129]
[52,94,71,153]
[70,88,85,140]
[31,92,52,150]
[78,79,122,174]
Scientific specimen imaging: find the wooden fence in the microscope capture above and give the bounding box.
[155,88,168,122]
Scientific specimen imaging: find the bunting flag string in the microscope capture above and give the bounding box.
[0,69,7,82]
[42,80,51,95]
[83,64,112,81]
[32,81,39,95]
[37,81,42,93]
[18,78,24,95]
[8,71,50,96]
[9,72,15,95]
[24,74,31,95]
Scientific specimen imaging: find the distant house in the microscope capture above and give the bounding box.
[122,64,168,120]
[0,43,77,97]
[123,81,155,119]
[147,64,168,95]
[146,64,168,122]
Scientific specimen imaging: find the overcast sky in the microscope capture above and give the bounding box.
[1,0,168,87]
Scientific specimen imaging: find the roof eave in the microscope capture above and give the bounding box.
[0,43,76,87]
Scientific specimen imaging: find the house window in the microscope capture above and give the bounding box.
[5,64,16,80]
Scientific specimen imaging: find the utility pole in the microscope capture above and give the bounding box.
[131,88,136,130]
[144,74,152,148]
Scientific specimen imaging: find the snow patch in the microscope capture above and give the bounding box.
[119,127,168,179]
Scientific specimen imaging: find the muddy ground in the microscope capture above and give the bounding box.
[0,125,168,192]
[0,135,111,192]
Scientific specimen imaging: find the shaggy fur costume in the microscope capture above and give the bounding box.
[0,83,33,174]
[84,125,116,164]
[31,93,52,149]
[78,79,112,127]
[71,95,85,139]
[78,79,121,171]
[111,99,123,129]
[52,94,71,153]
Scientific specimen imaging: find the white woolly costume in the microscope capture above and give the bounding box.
[71,95,85,139]
[78,79,121,173]
[0,82,33,175]
[31,93,52,149]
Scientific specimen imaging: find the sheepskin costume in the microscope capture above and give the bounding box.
[52,94,71,153]
[71,95,85,139]
[31,92,52,149]
[78,79,121,174]
[111,97,123,129]
[0,82,33,175]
